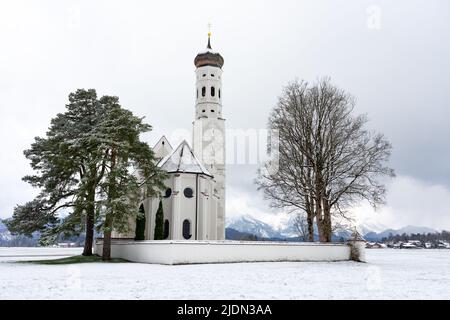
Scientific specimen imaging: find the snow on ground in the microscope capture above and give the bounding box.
[0,248,449,299]
[0,247,82,261]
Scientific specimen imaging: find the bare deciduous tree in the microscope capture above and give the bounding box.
[292,212,309,241]
[256,78,395,242]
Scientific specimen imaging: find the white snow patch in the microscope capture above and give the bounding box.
[0,248,449,299]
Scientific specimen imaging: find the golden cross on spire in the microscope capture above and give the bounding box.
[206,23,212,49]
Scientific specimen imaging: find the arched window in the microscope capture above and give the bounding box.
[163,220,169,239]
[163,188,172,198]
[183,187,194,198]
[196,89,198,99]
[219,89,221,99]
[211,86,215,97]
[183,220,191,239]
[202,86,206,97]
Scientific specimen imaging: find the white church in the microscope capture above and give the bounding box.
[98,33,364,264]
[113,32,226,241]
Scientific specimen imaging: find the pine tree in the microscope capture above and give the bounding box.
[6,89,108,255]
[154,200,164,240]
[6,89,167,259]
[96,96,166,260]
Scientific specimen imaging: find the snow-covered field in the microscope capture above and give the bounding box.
[0,248,449,299]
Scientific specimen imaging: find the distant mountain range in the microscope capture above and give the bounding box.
[0,220,11,240]
[226,215,341,241]
[0,220,85,247]
[0,220,39,246]
[363,225,438,241]
[1,215,440,245]
[227,215,287,239]
[225,214,439,242]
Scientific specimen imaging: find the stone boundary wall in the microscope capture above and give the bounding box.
[94,240,358,264]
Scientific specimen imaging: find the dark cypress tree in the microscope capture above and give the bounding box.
[154,200,164,240]
[134,204,146,241]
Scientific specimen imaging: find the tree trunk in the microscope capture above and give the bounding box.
[82,186,96,256]
[306,210,314,242]
[314,188,328,242]
[316,219,326,242]
[82,210,94,256]
[314,170,331,242]
[315,208,327,242]
[102,148,116,261]
[323,199,332,242]
[306,196,315,242]
[102,214,113,261]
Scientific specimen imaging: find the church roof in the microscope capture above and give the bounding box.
[152,135,173,160]
[194,34,224,69]
[153,135,173,150]
[158,140,213,177]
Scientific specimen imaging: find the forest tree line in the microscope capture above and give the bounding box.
[381,231,450,243]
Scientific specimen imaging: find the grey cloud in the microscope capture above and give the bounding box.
[1,0,449,229]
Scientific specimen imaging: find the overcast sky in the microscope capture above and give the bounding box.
[1,0,450,231]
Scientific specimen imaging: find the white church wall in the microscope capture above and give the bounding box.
[209,198,218,240]
[94,240,353,265]
[161,176,174,239]
[143,197,158,240]
[193,118,226,169]
[177,173,197,239]
[197,175,214,240]
[193,118,226,241]
[111,217,136,239]
[153,136,173,160]
[171,174,182,239]
[198,193,208,239]
[216,201,225,240]
[195,65,223,118]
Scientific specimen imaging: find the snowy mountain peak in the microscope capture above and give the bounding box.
[357,221,388,235]
[226,215,283,239]
[226,214,440,241]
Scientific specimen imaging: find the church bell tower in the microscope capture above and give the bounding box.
[192,31,226,240]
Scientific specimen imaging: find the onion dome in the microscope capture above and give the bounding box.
[194,32,224,69]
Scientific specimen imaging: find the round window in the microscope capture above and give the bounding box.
[183,187,194,198]
[163,188,172,198]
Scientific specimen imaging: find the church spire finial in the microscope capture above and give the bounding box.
[194,23,224,68]
[207,23,212,49]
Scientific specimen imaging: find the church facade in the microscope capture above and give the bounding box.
[97,34,361,265]
[114,33,226,241]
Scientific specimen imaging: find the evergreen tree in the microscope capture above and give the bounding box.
[134,205,146,241]
[96,96,166,260]
[6,90,166,259]
[154,200,164,240]
[6,89,108,255]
